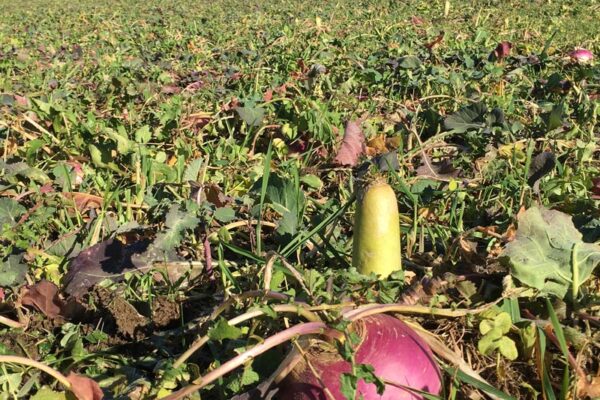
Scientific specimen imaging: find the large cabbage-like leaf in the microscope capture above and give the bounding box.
[501,206,600,298]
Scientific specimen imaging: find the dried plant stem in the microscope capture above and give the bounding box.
[0,355,71,390]
[173,303,322,368]
[164,322,328,400]
[0,315,24,329]
[210,290,293,320]
[343,301,497,321]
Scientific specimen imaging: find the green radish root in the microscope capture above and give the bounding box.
[352,180,402,278]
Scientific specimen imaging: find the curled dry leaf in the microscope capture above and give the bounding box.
[489,41,512,61]
[21,280,65,319]
[333,119,365,166]
[66,372,104,400]
[189,182,232,207]
[365,135,387,156]
[161,84,181,94]
[62,192,103,212]
[263,88,273,102]
[411,15,425,25]
[425,32,445,49]
[204,183,233,207]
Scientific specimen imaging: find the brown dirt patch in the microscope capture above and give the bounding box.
[152,296,180,328]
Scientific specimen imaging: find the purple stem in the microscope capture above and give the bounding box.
[204,233,214,280]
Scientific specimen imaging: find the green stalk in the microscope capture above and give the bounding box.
[571,242,579,301]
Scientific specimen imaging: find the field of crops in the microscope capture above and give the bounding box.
[1,0,600,399]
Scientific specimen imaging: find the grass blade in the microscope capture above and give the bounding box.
[256,139,273,256]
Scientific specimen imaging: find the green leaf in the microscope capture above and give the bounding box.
[498,336,518,360]
[235,106,265,127]
[183,158,203,182]
[0,373,22,393]
[500,298,522,324]
[276,210,298,238]
[153,205,200,251]
[542,103,564,131]
[214,207,236,223]
[519,322,537,359]
[134,125,151,143]
[546,299,570,360]
[300,174,323,190]
[268,269,286,291]
[30,388,68,400]
[397,55,421,69]
[0,255,28,286]
[340,373,357,400]
[105,126,133,154]
[443,102,487,133]
[478,312,517,360]
[264,174,304,237]
[226,363,260,393]
[0,161,49,184]
[0,198,26,228]
[494,312,512,334]
[88,144,121,172]
[354,364,385,394]
[52,163,76,190]
[240,365,259,386]
[443,366,517,400]
[501,206,600,298]
[208,317,244,341]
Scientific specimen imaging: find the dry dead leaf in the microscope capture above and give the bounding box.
[62,192,103,212]
[365,135,387,156]
[66,372,104,400]
[503,224,517,242]
[425,32,445,49]
[578,374,600,398]
[333,119,365,166]
[161,84,181,94]
[263,89,273,102]
[204,183,232,207]
[21,280,65,319]
[489,41,512,61]
[385,136,401,149]
[411,15,425,25]
[0,137,18,157]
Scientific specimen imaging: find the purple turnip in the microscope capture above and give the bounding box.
[278,314,442,400]
[569,48,594,63]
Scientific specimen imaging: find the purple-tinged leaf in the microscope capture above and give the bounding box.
[334,119,365,167]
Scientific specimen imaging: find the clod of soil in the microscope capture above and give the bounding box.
[152,296,180,328]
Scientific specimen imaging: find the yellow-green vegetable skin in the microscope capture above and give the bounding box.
[352,181,402,277]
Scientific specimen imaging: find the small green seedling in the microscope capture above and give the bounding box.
[478,310,518,361]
